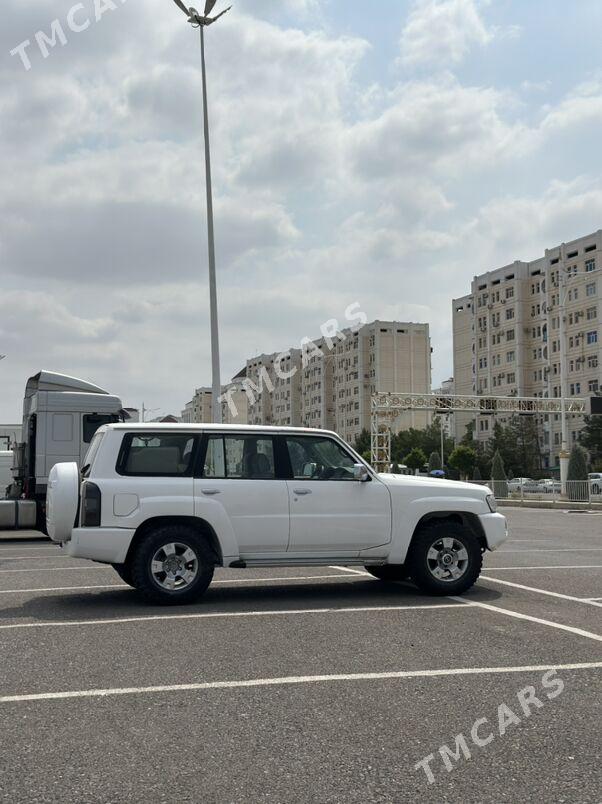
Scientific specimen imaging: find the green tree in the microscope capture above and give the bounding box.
[404,448,427,473]
[567,444,589,501]
[428,451,442,472]
[580,411,602,470]
[448,445,476,480]
[354,429,371,456]
[491,449,508,499]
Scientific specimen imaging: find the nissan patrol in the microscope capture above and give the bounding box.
[46,424,507,604]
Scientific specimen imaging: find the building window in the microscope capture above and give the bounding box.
[506,286,514,299]
[506,308,514,320]
[506,329,515,341]
[506,372,515,384]
[589,380,600,393]
[586,331,598,345]
[586,282,596,297]
[585,259,596,273]
[587,307,597,321]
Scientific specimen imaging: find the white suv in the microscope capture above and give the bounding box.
[46,424,507,604]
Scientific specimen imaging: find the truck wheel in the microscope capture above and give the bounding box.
[112,563,135,588]
[131,525,215,606]
[364,565,409,581]
[407,520,482,596]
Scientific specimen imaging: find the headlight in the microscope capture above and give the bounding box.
[486,493,497,513]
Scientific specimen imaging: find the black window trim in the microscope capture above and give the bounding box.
[115,431,201,477]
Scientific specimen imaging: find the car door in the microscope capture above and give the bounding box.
[194,433,290,556]
[283,434,391,554]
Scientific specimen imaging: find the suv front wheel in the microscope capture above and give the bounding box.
[407,520,482,596]
[131,525,215,605]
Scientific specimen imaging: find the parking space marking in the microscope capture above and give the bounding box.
[330,566,372,576]
[0,555,73,561]
[0,584,125,595]
[484,564,602,571]
[497,548,602,553]
[1,661,600,705]
[450,597,602,642]
[480,576,602,606]
[0,602,473,632]
[0,566,107,574]
[0,574,369,596]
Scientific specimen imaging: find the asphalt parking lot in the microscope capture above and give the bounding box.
[0,508,600,803]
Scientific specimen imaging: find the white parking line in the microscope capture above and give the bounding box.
[0,574,367,596]
[0,566,106,574]
[330,566,372,576]
[483,565,602,571]
[1,661,600,705]
[480,576,602,607]
[497,548,602,553]
[450,597,602,643]
[0,555,71,561]
[0,602,472,632]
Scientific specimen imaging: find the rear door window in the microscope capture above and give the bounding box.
[117,433,198,476]
[202,435,275,479]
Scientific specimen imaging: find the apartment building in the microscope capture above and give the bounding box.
[300,338,335,431]
[330,321,431,444]
[182,319,432,444]
[453,229,601,467]
[221,370,249,425]
[245,354,277,426]
[243,321,431,443]
[180,387,213,424]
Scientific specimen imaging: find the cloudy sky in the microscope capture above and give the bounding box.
[2,0,602,420]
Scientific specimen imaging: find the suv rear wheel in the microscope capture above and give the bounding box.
[407,520,482,596]
[131,525,215,605]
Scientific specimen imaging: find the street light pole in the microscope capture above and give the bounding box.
[171,0,231,424]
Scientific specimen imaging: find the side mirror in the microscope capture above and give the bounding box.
[353,463,370,482]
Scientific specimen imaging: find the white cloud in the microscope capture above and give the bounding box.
[1,0,602,418]
[400,0,493,68]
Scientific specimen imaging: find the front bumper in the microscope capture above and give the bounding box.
[66,527,135,564]
[478,512,508,551]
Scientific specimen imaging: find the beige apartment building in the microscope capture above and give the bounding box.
[241,320,432,444]
[182,319,432,444]
[453,229,601,469]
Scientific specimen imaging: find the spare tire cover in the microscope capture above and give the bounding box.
[46,462,79,542]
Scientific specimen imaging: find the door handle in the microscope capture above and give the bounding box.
[293,488,312,495]
[201,489,221,496]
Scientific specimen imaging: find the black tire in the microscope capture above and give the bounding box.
[407,520,482,596]
[364,565,409,581]
[112,563,135,587]
[130,525,215,605]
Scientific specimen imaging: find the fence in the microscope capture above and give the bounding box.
[487,480,600,504]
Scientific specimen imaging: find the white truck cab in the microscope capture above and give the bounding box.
[47,423,507,604]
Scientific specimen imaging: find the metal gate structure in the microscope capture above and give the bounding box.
[370,391,588,471]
